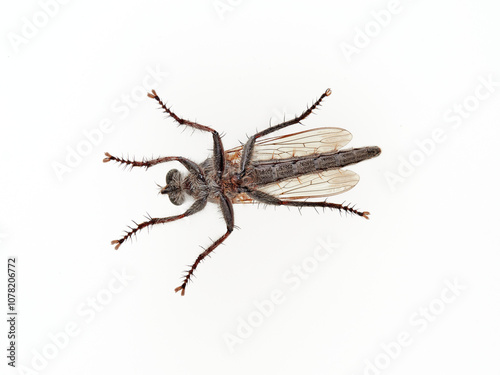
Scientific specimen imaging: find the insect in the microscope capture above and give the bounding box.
[103,88,381,295]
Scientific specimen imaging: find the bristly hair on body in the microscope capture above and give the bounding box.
[104,88,381,295]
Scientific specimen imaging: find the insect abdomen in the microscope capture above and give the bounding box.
[252,146,381,185]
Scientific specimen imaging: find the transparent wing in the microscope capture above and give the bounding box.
[258,169,360,200]
[225,127,352,162]
[252,127,352,161]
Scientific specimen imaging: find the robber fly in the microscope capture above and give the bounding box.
[103,88,381,295]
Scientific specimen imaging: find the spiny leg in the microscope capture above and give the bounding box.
[239,88,332,176]
[148,89,218,134]
[175,194,234,296]
[247,189,370,220]
[148,90,226,179]
[103,152,204,179]
[111,199,207,250]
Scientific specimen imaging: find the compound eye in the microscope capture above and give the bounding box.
[164,169,184,206]
[166,169,180,184]
[169,192,185,206]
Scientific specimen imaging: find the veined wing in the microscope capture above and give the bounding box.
[225,127,352,163]
[231,169,360,204]
[259,169,360,200]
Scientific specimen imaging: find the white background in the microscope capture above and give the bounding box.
[1,0,500,374]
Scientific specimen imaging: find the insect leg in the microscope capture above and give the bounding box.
[246,189,370,219]
[148,90,225,178]
[103,153,205,181]
[111,199,207,250]
[239,88,331,176]
[175,194,235,296]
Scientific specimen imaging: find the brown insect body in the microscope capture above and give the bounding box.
[104,88,381,295]
[246,146,380,187]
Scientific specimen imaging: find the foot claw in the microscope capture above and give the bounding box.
[111,240,122,250]
[362,211,370,220]
[174,285,186,296]
[148,90,157,99]
[103,152,112,163]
